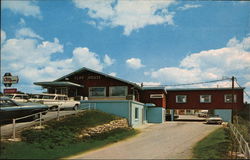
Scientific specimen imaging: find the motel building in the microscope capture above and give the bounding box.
[34,67,245,127]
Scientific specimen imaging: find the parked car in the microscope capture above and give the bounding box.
[30,93,80,110]
[198,110,208,118]
[0,97,49,121]
[206,115,223,124]
[4,93,30,103]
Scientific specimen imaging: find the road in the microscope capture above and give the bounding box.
[68,122,221,159]
[0,110,81,139]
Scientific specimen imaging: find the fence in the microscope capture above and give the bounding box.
[228,123,250,159]
[5,105,92,141]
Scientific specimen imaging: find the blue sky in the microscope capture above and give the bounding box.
[1,0,250,101]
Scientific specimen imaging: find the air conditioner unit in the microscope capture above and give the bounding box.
[126,95,135,100]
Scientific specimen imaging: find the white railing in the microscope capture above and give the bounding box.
[228,123,250,159]
[80,103,96,110]
[7,105,85,141]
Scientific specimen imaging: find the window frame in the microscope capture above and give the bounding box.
[200,95,212,103]
[150,94,164,98]
[176,95,187,103]
[89,87,106,97]
[109,86,128,97]
[135,107,139,120]
[224,94,237,103]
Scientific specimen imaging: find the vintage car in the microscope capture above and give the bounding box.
[29,93,80,110]
[206,115,223,124]
[4,93,30,103]
[0,97,49,121]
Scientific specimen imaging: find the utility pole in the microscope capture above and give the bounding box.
[232,76,237,124]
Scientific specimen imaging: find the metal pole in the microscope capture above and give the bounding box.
[12,119,16,140]
[39,112,42,127]
[57,106,60,121]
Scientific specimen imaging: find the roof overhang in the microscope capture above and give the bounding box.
[34,81,84,88]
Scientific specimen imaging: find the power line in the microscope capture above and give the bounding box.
[143,78,231,87]
[235,79,250,99]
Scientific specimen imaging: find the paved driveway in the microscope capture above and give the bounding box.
[68,122,221,159]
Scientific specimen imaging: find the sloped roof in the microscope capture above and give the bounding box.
[54,67,141,89]
[34,81,84,87]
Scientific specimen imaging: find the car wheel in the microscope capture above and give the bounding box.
[50,106,59,111]
[73,104,79,111]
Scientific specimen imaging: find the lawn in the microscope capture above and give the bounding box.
[0,110,138,159]
[192,127,231,159]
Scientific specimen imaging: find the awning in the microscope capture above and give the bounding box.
[34,81,84,88]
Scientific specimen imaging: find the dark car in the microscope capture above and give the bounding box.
[0,97,49,121]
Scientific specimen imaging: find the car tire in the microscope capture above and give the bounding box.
[50,106,59,111]
[73,104,79,111]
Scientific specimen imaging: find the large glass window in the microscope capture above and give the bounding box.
[89,87,106,97]
[109,86,128,97]
[200,95,211,103]
[224,94,237,103]
[176,95,187,103]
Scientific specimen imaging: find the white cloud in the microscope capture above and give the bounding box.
[1,30,6,44]
[109,72,117,77]
[146,36,250,88]
[16,28,43,40]
[1,28,115,92]
[19,18,26,26]
[104,54,115,66]
[126,58,145,69]
[72,47,104,71]
[2,1,41,18]
[73,0,176,35]
[178,4,202,11]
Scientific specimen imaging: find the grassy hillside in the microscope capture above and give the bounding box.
[0,110,137,159]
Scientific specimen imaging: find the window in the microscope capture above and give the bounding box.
[89,87,106,97]
[200,95,211,103]
[224,94,237,103]
[176,95,187,103]
[135,108,139,120]
[150,94,164,98]
[109,86,128,97]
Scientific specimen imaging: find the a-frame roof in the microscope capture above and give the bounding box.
[55,67,141,89]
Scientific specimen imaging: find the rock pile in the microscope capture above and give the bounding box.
[78,119,129,139]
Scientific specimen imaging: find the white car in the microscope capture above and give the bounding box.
[5,93,30,103]
[206,115,223,124]
[30,93,80,110]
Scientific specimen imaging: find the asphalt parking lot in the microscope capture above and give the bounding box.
[68,121,221,159]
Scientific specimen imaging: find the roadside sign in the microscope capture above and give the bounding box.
[2,73,19,87]
[4,88,17,94]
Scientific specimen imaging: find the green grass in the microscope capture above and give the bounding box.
[0,110,138,159]
[193,128,231,159]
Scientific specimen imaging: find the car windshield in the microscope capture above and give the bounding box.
[0,99,18,107]
[42,95,55,99]
[5,95,14,98]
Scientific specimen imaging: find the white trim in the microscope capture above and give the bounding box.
[200,95,212,103]
[176,95,187,103]
[89,87,106,97]
[150,94,164,98]
[224,94,237,103]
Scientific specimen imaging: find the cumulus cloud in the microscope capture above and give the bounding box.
[104,54,115,66]
[1,28,115,92]
[2,1,41,18]
[16,28,43,40]
[1,30,6,44]
[126,58,145,69]
[73,0,176,35]
[146,36,250,88]
[178,4,202,10]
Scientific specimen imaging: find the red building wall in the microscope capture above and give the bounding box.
[58,70,140,100]
[166,89,244,110]
[140,90,167,108]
